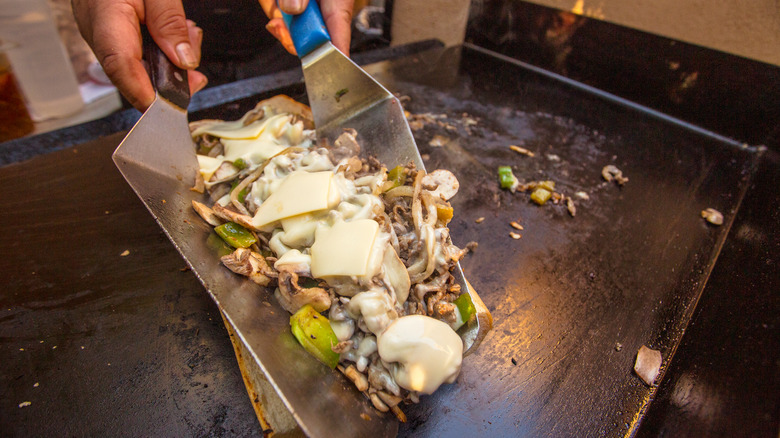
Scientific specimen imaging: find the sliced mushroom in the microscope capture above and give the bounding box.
[340,364,369,392]
[242,107,265,126]
[701,207,723,225]
[276,269,331,313]
[369,393,389,412]
[368,359,401,396]
[377,390,403,408]
[206,161,240,188]
[331,128,361,162]
[211,203,256,230]
[191,200,223,226]
[191,172,205,194]
[421,169,459,200]
[258,95,314,129]
[634,345,663,386]
[220,248,276,286]
[382,244,411,304]
[602,164,629,185]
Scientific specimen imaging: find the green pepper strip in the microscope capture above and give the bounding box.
[290,304,340,369]
[233,158,248,170]
[498,166,517,189]
[206,231,234,257]
[214,222,257,248]
[387,165,407,189]
[454,292,476,327]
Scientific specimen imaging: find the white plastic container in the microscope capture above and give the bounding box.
[0,0,84,120]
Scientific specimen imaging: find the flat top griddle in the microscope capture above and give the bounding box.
[0,44,768,437]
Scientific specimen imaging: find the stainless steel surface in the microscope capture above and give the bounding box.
[301,42,422,169]
[300,41,490,355]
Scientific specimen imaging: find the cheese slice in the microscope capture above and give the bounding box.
[197,155,225,181]
[222,137,287,165]
[252,171,340,228]
[311,219,379,278]
[192,114,287,140]
[280,213,319,248]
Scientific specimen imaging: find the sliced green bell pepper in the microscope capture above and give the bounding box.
[214,222,257,248]
[290,304,340,369]
[387,165,407,190]
[454,292,476,326]
[498,166,518,190]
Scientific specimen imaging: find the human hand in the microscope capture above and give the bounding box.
[72,0,209,111]
[258,0,354,56]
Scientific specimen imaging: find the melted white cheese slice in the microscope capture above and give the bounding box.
[197,155,224,181]
[377,315,463,394]
[221,137,287,164]
[192,114,287,140]
[310,219,379,278]
[279,213,319,248]
[346,289,396,334]
[252,171,340,228]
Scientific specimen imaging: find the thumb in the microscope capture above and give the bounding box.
[144,0,199,69]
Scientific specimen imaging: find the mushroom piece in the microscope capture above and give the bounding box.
[330,128,361,162]
[220,248,276,286]
[369,393,389,413]
[701,208,724,226]
[207,161,240,187]
[602,164,629,185]
[368,359,401,396]
[211,203,256,230]
[339,364,369,392]
[382,244,411,304]
[191,200,223,226]
[377,390,403,408]
[634,345,663,386]
[259,95,314,129]
[275,269,331,313]
[421,169,459,200]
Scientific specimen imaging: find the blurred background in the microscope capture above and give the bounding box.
[1,0,778,142]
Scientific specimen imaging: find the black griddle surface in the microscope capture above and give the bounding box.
[0,45,768,436]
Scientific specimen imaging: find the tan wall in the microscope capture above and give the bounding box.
[524,0,780,66]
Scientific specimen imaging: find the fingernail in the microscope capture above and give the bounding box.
[192,75,208,94]
[176,42,198,69]
[280,0,303,14]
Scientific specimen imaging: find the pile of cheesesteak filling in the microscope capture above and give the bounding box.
[190,96,475,421]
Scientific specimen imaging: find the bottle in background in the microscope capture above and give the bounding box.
[0,48,34,142]
[0,0,84,121]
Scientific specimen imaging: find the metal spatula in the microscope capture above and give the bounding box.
[284,2,491,355]
[113,29,398,437]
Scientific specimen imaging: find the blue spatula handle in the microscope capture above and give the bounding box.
[281,1,331,57]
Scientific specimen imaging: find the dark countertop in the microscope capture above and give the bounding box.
[1,8,778,437]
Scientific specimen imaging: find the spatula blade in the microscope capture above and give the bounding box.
[301,42,424,169]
